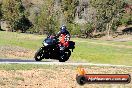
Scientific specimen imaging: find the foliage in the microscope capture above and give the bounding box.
[32,0,59,35]
[90,0,126,36]
[0,3,2,30]
[0,3,2,19]
[70,23,81,35]
[119,13,132,25]
[0,0,131,37]
[13,15,32,32]
[1,0,31,32]
[61,0,79,23]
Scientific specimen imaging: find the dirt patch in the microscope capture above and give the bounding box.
[0,46,34,59]
[0,66,131,88]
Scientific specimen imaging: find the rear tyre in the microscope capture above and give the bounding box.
[65,50,71,61]
[34,48,44,61]
[59,54,66,62]
[59,50,71,62]
[59,51,67,62]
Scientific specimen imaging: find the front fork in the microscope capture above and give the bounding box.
[41,47,50,59]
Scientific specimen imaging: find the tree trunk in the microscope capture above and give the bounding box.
[107,19,114,39]
[107,23,110,39]
[0,20,1,30]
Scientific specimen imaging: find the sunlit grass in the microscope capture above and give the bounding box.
[0,31,132,65]
[0,31,44,50]
[71,41,132,65]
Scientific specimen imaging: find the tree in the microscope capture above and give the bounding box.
[61,0,79,24]
[33,0,59,35]
[90,0,125,37]
[70,23,81,35]
[0,3,2,30]
[1,0,31,32]
[1,0,22,31]
[14,15,32,32]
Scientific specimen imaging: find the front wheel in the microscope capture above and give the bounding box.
[34,48,44,61]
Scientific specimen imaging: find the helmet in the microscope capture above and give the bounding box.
[60,25,67,30]
[60,25,67,34]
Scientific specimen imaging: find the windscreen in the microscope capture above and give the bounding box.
[44,38,54,45]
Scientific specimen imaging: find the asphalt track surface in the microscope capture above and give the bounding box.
[0,58,132,68]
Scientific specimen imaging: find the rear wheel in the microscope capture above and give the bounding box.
[65,50,71,61]
[34,48,44,61]
[59,50,71,62]
[59,55,66,62]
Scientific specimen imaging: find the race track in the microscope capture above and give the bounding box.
[0,58,132,68]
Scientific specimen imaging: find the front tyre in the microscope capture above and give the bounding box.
[34,48,44,61]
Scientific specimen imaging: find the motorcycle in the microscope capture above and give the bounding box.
[34,35,75,62]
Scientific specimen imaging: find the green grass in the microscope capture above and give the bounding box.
[71,40,132,65]
[70,38,132,65]
[0,64,52,71]
[0,31,132,65]
[0,64,76,71]
[72,38,132,46]
[0,31,44,50]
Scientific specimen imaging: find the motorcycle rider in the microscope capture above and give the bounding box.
[56,25,70,50]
